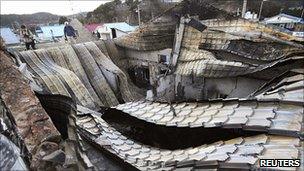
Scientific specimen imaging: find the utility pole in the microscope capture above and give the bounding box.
[241,0,247,18]
[137,4,141,26]
[258,0,267,21]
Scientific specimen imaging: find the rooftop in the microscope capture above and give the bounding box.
[264,13,304,24]
[103,22,137,33]
[0,27,20,45]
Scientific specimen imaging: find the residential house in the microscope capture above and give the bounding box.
[263,13,304,37]
[84,23,102,34]
[96,22,137,40]
[36,25,65,42]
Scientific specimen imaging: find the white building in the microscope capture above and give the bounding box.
[244,11,258,21]
[264,14,303,30]
[96,22,137,40]
[263,13,304,38]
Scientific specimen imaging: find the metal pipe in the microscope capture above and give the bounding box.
[137,4,141,26]
[242,0,247,18]
[258,0,267,21]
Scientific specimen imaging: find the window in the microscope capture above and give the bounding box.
[111,28,117,38]
[159,54,169,64]
[128,67,151,89]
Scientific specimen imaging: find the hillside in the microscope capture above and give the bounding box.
[0,12,60,27]
[85,0,303,25]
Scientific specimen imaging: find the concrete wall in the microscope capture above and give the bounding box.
[123,47,266,101]
[125,48,172,64]
[174,75,266,100]
[116,29,128,38]
[98,27,130,39]
[147,73,267,101]
[124,48,172,87]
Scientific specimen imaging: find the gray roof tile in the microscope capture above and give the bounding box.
[76,106,303,170]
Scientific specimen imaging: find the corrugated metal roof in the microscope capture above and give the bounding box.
[104,22,136,33]
[84,24,102,32]
[0,27,20,44]
[38,25,65,40]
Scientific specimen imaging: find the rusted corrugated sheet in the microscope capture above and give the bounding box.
[0,50,61,169]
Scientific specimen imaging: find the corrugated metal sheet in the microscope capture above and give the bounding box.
[15,41,138,108]
[0,50,61,167]
[38,25,65,39]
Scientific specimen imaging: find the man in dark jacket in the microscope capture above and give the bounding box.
[64,21,77,44]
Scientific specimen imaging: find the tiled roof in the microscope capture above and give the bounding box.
[113,99,303,137]
[113,0,236,51]
[264,13,304,24]
[114,18,176,51]
[76,107,303,170]
[0,50,61,165]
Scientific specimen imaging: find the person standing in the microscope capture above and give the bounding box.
[20,25,36,50]
[64,21,77,44]
[50,29,55,42]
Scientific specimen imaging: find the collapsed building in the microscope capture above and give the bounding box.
[0,0,303,170]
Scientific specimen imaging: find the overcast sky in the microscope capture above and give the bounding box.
[0,0,112,16]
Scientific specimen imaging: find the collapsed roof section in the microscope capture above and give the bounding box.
[76,107,304,171]
[252,69,304,103]
[114,0,235,51]
[174,18,304,77]
[113,1,303,80]
[112,99,303,138]
[14,40,139,110]
[1,1,303,170]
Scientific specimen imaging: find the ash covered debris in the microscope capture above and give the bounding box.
[0,0,304,170]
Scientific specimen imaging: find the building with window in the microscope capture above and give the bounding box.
[96,22,137,40]
[36,25,65,42]
[263,13,304,37]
